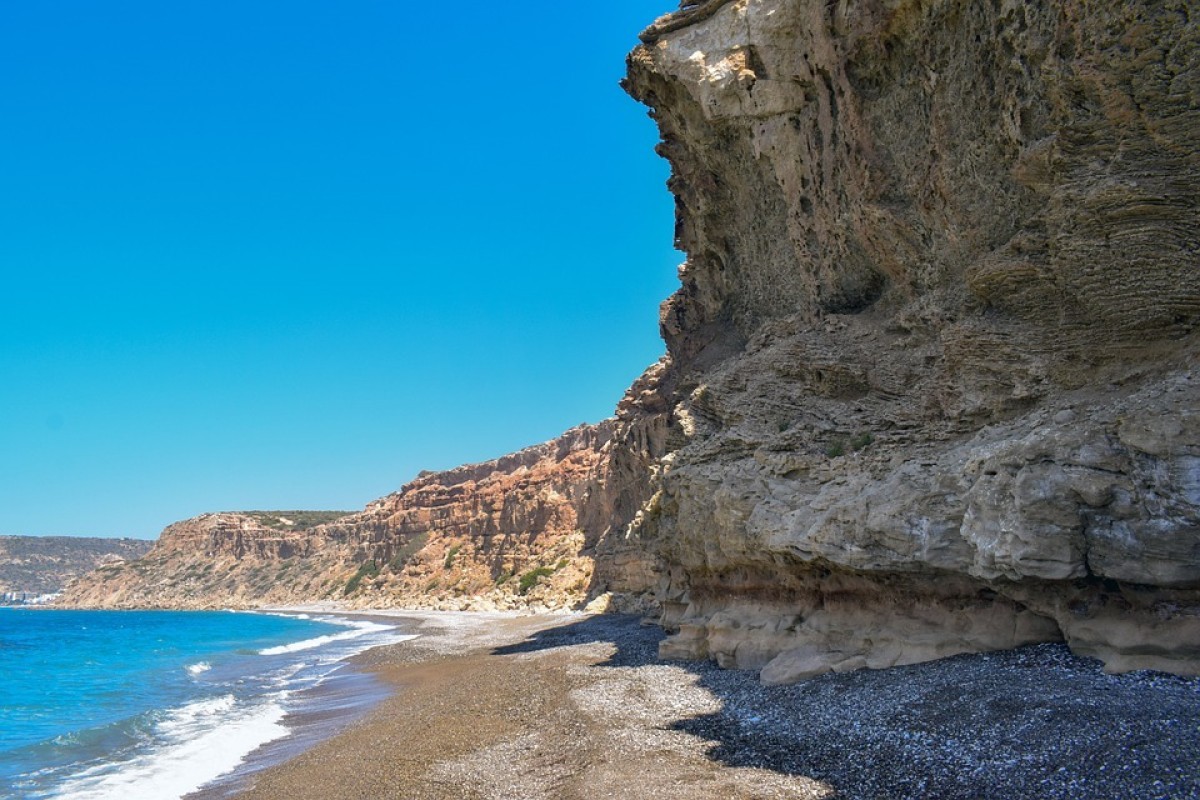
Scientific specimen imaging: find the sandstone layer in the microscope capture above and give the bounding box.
[60,366,669,613]
[625,0,1199,679]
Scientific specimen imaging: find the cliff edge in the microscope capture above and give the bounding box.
[0,536,152,599]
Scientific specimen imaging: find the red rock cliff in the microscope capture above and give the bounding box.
[60,362,670,612]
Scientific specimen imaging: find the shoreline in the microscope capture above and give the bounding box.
[213,610,1200,800]
[185,606,578,800]
[181,605,428,800]
[0,608,410,800]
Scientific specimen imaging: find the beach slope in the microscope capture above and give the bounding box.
[224,612,1200,800]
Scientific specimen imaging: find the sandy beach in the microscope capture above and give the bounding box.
[202,609,1200,800]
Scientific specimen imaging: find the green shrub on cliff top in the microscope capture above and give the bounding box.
[247,510,353,531]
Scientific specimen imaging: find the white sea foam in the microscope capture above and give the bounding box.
[49,694,289,800]
[257,619,396,656]
[42,616,417,799]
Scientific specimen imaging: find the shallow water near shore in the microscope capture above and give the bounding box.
[0,608,414,799]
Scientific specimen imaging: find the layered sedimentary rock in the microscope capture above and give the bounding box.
[625,0,1200,678]
[324,368,669,612]
[60,365,669,612]
[59,512,355,608]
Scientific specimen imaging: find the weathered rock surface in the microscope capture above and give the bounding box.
[626,0,1200,678]
[60,365,670,612]
[59,512,355,609]
[325,378,669,613]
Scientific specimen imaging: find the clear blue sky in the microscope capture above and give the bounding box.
[0,2,679,539]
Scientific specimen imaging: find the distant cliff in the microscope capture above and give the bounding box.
[60,364,669,612]
[0,536,152,598]
[62,0,1200,680]
[60,511,355,609]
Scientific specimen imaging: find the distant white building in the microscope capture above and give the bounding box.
[1,591,60,605]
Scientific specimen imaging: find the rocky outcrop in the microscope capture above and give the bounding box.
[624,0,1200,679]
[60,363,670,612]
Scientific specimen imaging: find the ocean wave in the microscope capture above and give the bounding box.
[257,620,394,656]
[21,614,418,799]
[48,694,289,800]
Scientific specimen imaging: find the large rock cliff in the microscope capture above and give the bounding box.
[624,0,1199,679]
[63,0,1198,681]
[60,511,354,608]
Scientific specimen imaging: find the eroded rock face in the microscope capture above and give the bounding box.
[324,372,669,613]
[58,513,357,609]
[625,0,1200,677]
[59,363,670,613]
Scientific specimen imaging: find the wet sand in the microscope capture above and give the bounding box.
[223,611,1200,800]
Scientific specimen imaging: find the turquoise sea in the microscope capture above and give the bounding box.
[0,608,413,799]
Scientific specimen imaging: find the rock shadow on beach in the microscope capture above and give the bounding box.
[492,615,1200,800]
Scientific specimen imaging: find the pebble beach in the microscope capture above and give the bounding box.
[206,611,1200,800]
